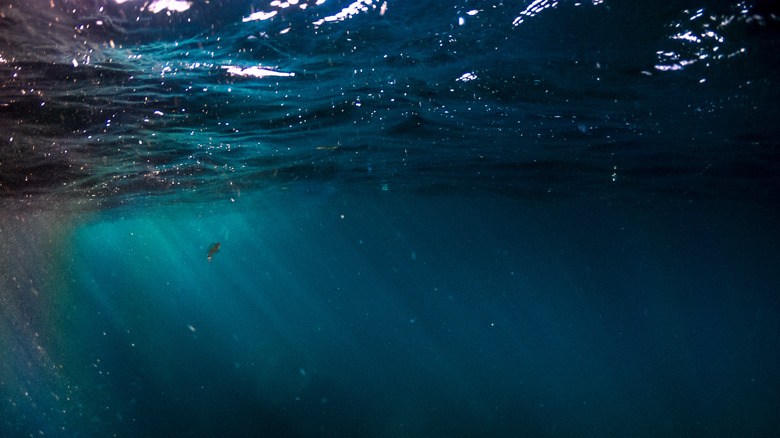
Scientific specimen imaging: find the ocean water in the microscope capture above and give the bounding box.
[1,0,779,437]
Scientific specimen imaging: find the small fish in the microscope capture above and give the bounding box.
[207,242,220,262]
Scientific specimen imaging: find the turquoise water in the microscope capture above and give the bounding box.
[3,193,778,436]
[1,0,779,436]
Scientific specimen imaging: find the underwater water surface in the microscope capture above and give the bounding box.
[1,0,779,437]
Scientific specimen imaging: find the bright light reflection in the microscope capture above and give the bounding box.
[222,65,295,78]
[513,0,559,26]
[146,0,192,13]
[243,11,278,22]
[672,31,701,43]
[313,0,379,26]
[654,5,749,73]
[239,0,384,28]
[512,0,604,26]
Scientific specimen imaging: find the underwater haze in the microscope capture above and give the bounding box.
[1,0,779,437]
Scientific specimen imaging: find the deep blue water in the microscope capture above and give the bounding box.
[1,0,779,437]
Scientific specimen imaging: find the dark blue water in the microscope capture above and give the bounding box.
[1,1,779,437]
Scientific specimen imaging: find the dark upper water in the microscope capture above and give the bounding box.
[1,1,779,437]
